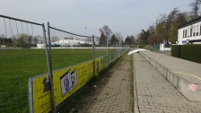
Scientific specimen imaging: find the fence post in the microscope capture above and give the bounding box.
[92,35,95,76]
[114,41,116,61]
[107,36,109,67]
[46,22,57,113]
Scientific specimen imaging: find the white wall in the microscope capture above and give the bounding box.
[159,44,171,51]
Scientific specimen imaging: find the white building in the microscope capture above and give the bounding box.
[36,37,100,48]
[51,38,99,47]
[177,17,201,45]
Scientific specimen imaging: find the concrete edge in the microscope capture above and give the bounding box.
[132,54,139,113]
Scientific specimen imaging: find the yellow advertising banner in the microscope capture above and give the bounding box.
[95,57,103,76]
[29,59,103,113]
[31,75,52,113]
[29,49,127,113]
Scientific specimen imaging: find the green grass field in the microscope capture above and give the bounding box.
[0,49,116,113]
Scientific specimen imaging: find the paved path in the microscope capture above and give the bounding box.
[133,53,201,113]
[68,55,133,113]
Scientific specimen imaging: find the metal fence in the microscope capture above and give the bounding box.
[0,14,49,113]
[0,14,129,113]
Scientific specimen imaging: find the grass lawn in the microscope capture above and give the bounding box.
[0,48,115,113]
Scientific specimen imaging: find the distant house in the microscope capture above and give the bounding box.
[51,39,85,47]
[36,37,100,48]
[177,17,201,45]
[51,38,99,47]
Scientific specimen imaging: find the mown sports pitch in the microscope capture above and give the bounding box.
[0,48,115,113]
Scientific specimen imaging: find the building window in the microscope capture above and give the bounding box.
[200,25,201,35]
[193,26,196,36]
[186,30,188,38]
[190,27,192,37]
[183,30,185,38]
[197,25,199,36]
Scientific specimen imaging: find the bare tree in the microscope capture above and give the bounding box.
[16,34,33,47]
[114,32,123,42]
[99,25,112,41]
[33,36,38,45]
[162,8,179,43]
[189,0,201,19]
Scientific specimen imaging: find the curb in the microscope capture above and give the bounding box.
[133,54,139,113]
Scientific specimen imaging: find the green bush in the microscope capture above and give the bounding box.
[171,45,182,58]
[181,44,201,63]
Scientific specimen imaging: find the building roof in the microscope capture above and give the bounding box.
[178,17,201,29]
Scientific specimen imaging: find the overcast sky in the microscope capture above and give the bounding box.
[0,0,193,39]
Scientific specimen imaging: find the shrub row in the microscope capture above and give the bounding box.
[171,44,201,63]
[171,45,182,58]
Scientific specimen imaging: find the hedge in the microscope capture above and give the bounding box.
[181,44,201,63]
[171,45,182,58]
